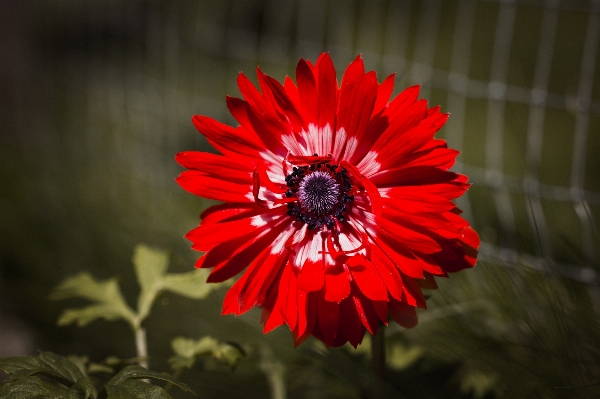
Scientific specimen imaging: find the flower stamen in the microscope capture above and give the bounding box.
[283,155,355,231]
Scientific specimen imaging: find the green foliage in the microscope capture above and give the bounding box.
[51,273,136,328]
[0,376,78,399]
[51,244,224,332]
[0,352,88,389]
[169,336,247,371]
[0,353,195,399]
[99,365,196,399]
[132,245,220,321]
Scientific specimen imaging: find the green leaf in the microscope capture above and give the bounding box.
[460,370,498,399]
[132,245,170,294]
[38,352,87,385]
[0,353,95,399]
[132,245,169,320]
[51,273,136,328]
[98,366,195,399]
[213,342,247,369]
[0,352,85,387]
[162,269,224,300]
[87,363,114,375]
[0,376,68,399]
[169,336,246,371]
[70,377,95,399]
[171,337,218,358]
[132,245,224,322]
[104,379,171,399]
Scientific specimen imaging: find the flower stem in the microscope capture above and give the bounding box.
[371,326,386,399]
[134,324,149,369]
[259,345,286,399]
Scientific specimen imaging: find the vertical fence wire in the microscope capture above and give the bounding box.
[23,0,600,283]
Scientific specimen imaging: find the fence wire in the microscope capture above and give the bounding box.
[3,0,600,287]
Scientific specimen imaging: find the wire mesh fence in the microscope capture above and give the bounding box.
[7,0,598,274]
[2,0,600,396]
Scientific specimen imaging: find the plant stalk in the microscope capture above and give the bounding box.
[371,325,386,399]
[134,324,149,369]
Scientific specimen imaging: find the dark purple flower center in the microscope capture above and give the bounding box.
[298,171,340,214]
[284,156,354,230]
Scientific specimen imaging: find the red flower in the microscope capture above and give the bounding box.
[176,53,479,348]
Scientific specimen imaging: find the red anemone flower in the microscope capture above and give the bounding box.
[176,53,479,348]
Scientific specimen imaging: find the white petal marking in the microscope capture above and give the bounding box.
[332,127,347,160]
[342,136,358,161]
[270,225,296,254]
[281,134,307,157]
[356,150,381,177]
[319,124,333,156]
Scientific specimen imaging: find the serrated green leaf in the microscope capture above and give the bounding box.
[104,379,171,399]
[0,352,86,387]
[99,366,195,399]
[162,269,223,300]
[57,305,130,328]
[0,376,68,399]
[51,273,136,328]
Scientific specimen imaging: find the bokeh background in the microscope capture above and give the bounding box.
[2,0,600,398]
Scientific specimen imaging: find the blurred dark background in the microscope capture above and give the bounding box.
[1,0,600,398]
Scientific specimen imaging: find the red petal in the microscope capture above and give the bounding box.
[389,300,418,328]
[370,233,425,278]
[324,264,351,302]
[346,255,388,301]
[377,218,442,255]
[296,259,325,292]
[236,253,288,314]
[372,73,395,117]
[317,53,337,129]
[207,222,286,283]
[401,275,427,309]
[200,203,262,225]
[370,166,461,188]
[295,288,307,338]
[372,300,388,324]
[337,70,378,146]
[176,171,251,203]
[371,99,427,154]
[192,115,261,158]
[317,294,339,347]
[339,295,365,348]
[350,85,420,162]
[296,59,318,124]
[175,152,253,179]
[278,264,298,330]
[418,272,439,289]
[263,74,305,132]
[352,294,379,335]
[261,281,285,333]
[185,216,259,251]
[370,245,403,300]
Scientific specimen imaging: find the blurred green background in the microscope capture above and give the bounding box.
[1,0,600,398]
